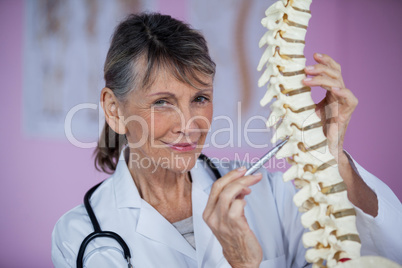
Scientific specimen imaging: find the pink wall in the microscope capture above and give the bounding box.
[1,3,104,267]
[307,0,402,198]
[0,0,401,267]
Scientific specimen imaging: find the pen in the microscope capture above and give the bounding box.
[244,137,289,176]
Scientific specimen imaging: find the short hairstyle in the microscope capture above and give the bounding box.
[95,12,216,173]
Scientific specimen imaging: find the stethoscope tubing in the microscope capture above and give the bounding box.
[77,153,220,268]
[77,181,133,268]
[77,135,284,267]
[77,230,133,268]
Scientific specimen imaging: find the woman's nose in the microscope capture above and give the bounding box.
[172,107,200,136]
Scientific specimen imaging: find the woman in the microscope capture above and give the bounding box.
[52,13,402,267]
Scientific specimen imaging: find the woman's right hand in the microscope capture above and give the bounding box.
[203,167,263,268]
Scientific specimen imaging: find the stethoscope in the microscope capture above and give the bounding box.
[77,153,222,268]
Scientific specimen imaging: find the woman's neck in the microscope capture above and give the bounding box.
[127,151,193,222]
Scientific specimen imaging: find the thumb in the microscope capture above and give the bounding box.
[315,97,327,119]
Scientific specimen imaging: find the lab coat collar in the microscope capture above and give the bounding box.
[112,148,197,259]
[112,149,224,263]
[191,158,216,191]
[113,147,143,209]
[113,150,217,209]
[136,200,197,259]
[191,158,226,265]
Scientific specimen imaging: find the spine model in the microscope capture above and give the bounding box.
[257,0,361,267]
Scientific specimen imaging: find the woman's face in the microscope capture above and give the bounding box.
[121,70,213,173]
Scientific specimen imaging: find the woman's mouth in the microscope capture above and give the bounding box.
[165,142,197,152]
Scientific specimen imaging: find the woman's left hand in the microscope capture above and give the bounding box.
[303,53,378,216]
[303,53,358,162]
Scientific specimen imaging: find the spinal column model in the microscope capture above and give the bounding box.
[257,0,361,267]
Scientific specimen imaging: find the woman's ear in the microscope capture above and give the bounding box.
[100,88,127,135]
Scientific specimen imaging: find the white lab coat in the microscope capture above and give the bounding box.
[52,150,402,268]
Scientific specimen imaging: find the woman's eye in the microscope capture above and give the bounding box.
[153,99,170,106]
[194,96,209,103]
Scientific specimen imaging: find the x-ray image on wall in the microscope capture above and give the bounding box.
[23,0,156,143]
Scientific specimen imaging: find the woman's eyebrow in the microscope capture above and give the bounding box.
[147,92,176,97]
[148,88,213,97]
[195,88,213,94]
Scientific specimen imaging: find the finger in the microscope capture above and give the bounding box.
[314,53,342,73]
[222,173,262,199]
[305,64,341,80]
[204,167,247,218]
[303,75,342,90]
[216,174,262,215]
[227,199,248,228]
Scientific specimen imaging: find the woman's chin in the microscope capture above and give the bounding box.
[167,154,198,174]
[141,152,197,174]
[164,146,203,172]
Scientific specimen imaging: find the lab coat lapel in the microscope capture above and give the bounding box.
[114,150,225,264]
[114,148,196,260]
[191,159,227,266]
[135,199,197,260]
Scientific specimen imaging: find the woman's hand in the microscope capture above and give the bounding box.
[203,167,263,268]
[303,53,358,162]
[303,53,378,217]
